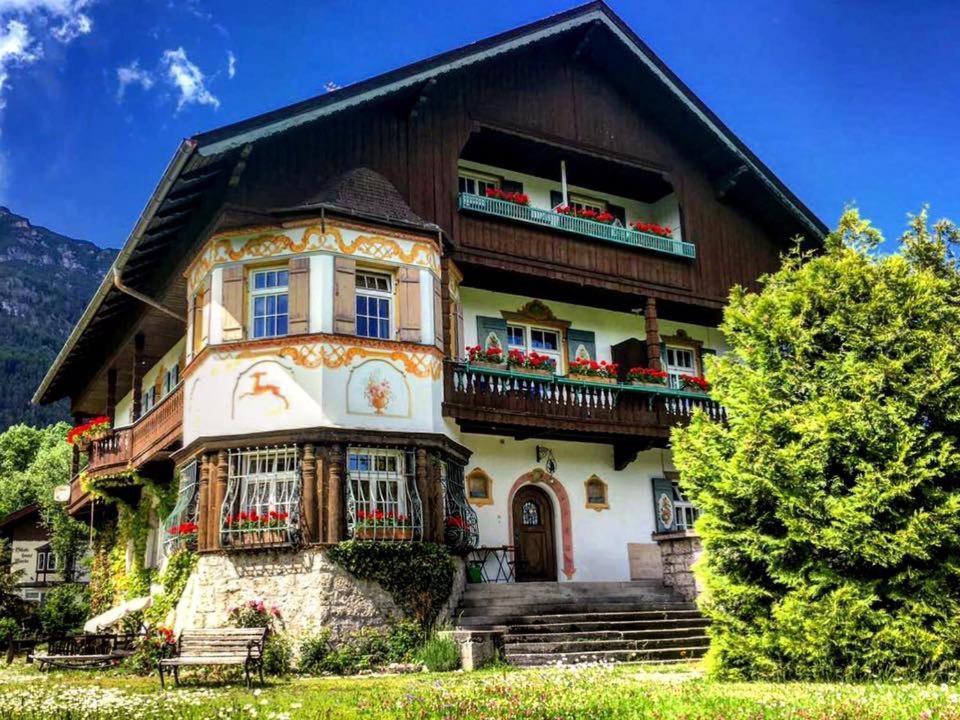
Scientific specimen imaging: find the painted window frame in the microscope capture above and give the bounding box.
[506,322,563,374]
[568,192,607,214]
[249,266,290,340]
[355,268,395,340]
[664,344,697,389]
[457,169,500,197]
[671,479,699,531]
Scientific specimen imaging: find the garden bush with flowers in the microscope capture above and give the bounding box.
[674,208,960,681]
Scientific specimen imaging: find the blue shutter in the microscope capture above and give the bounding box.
[567,329,597,362]
[652,477,677,533]
[476,316,508,351]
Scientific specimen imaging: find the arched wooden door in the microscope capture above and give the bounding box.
[512,485,557,582]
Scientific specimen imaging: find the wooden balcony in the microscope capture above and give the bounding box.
[458,193,696,259]
[443,363,723,462]
[86,383,184,476]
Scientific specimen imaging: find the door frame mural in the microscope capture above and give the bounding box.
[507,468,576,580]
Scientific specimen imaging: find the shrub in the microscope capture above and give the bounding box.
[228,598,283,630]
[298,621,424,676]
[298,628,333,674]
[37,583,89,636]
[327,541,454,627]
[415,632,460,672]
[263,633,293,676]
[123,627,175,675]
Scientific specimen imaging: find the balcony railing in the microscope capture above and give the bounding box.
[443,362,723,439]
[458,192,696,259]
[85,383,184,476]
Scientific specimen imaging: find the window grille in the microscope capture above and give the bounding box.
[162,461,199,552]
[345,447,422,542]
[440,461,479,550]
[220,446,301,548]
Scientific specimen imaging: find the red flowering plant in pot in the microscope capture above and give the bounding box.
[507,349,556,377]
[66,415,112,451]
[225,509,291,546]
[485,187,530,206]
[167,521,198,549]
[631,221,673,238]
[555,206,618,225]
[354,509,414,541]
[568,358,619,385]
[444,515,474,555]
[466,344,505,369]
[679,374,710,393]
[627,367,669,387]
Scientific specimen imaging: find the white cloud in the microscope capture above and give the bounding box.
[161,46,218,111]
[116,59,153,100]
[226,49,235,79]
[0,19,37,106]
[0,1,94,43]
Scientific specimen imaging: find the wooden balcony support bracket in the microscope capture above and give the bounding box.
[212,450,228,551]
[301,443,319,544]
[644,297,662,371]
[325,444,344,544]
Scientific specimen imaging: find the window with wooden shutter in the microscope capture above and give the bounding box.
[191,280,209,354]
[433,273,443,349]
[221,265,245,342]
[334,256,356,335]
[397,266,421,342]
[287,257,310,335]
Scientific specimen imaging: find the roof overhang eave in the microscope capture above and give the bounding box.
[32,139,198,406]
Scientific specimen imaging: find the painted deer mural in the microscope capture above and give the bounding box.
[239,371,290,410]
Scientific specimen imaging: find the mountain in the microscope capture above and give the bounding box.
[0,207,115,429]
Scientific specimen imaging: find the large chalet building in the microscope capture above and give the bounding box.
[35,2,823,661]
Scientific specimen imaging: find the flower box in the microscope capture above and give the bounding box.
[679,374,710,393]
[469,360,506,371]
[630,381,667,390]
[569,374,617,385]
[354,526,414,541]
[512,367,554,379]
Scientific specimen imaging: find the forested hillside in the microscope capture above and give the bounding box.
[0,208,114,429]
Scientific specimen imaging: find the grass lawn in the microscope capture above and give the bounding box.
[1,661,959,719]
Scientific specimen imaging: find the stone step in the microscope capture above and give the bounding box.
[457,601,693,618]
[507,644,709,667]
[504,634,709,655]
[461,581,668,597]
[457,593,679,608]
[504,625,709,643]
[455,607,699,626]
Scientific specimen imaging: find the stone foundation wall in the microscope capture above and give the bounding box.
[654,532,702,601]
[174,548,401,639]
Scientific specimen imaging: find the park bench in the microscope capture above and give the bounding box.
[30,633,138,670]
[158,628,267,688]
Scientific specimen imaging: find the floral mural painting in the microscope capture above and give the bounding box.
[346,360,411,418]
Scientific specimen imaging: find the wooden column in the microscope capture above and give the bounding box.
[71,412,83,477]
[301,444,319,544]
[197,454,210,551]
[105,368,117,424]
[211,450,228,551]
[415,448,431,541]
[430,459,445,544]
[131,333,145,421]
[644,298,662,371]
[326,445,344,543]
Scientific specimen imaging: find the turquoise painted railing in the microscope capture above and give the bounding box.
[457,192,696,259]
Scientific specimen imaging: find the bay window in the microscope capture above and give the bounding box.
[355,270,393,340]
[250,268,289,339]
[220,446,300,548]
[346,448,422,541]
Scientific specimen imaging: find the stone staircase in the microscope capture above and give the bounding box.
[454,580,708,666]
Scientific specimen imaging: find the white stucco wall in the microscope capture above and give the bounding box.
[454,432,676,582]
[459,159,683,239]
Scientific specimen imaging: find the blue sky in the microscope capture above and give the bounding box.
[1,0,958,250]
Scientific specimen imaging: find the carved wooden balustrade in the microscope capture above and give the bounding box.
[442,362,724,440]
[85,383,184,476]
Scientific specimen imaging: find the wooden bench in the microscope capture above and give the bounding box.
[30,633,138,671]
[158,628,267,688]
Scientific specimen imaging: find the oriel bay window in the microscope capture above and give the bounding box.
[345,448,422,541]
[220,446,301,548]
[163,461,199,552]
[355,270,393,339]
[250,268,289,339]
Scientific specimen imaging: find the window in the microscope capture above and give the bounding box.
[584,475,609,510]
[141,386,156,413]
[221,446,300,547]
[356,271,393,339]
[672,480,699,531]
[521,501,540,526]
[466,468,493,506]
[458,170,499,197]
[36,548,56,574]
[250,268,289,339]
[162,364,180,395]
[507,323,562,373]
[569,193,606,214]
[163,461,199,552]
[346,448,422,541]
[665,346,697,389]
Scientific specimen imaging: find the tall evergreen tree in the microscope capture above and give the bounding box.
[673,208,960,680]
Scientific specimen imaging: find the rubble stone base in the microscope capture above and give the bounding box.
[653,531,702,601]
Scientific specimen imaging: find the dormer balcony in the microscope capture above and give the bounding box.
[458,192,695,259]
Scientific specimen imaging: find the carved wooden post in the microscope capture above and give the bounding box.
[644,298,662,371]
[430,458,445,544]
[301,444,318,544]
[106,368,117,424]
[326,445,344,543]
[197,454,210,551]
[131,333,145,421]
[415,448,431,542]
[212,450,228,551]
